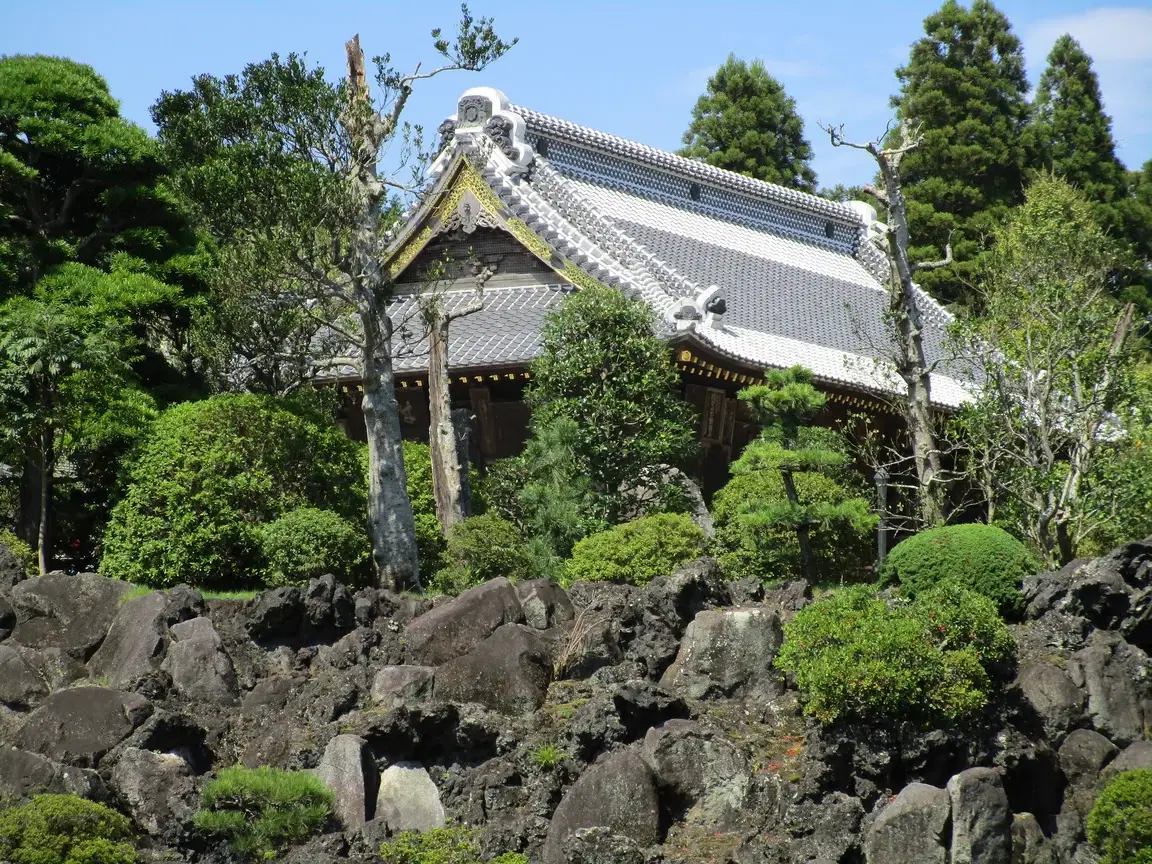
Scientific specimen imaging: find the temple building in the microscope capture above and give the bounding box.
[328,87,969,494]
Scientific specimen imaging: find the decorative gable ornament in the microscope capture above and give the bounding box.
[443,87,534,172]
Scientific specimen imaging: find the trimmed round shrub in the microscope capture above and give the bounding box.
[1088,769,1152,864]
[193,766,333,860]
[711,469,873,583]
[256,507,370,588]
[102,394,365,589]
[565,512,706,586]
[431,513,534,595]
[774,583,1014,725]
[0,793,137,864]
[881,523,1035,616]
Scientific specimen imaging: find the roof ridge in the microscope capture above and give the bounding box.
[508,102,860,223]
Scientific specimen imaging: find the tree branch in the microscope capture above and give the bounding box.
[911,232,954,273]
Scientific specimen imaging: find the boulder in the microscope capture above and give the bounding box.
[10,573,130,659]
[304,574,355,633]
[404,577,523,666]
[641,719,752,829]
[1055,729,1119,857]
[110,746,196,838]
[374,762,445,832]
[659,607,783,701]
[0,542,26,591]
[0,746,104,801]
[864,782,951,864]
[0,645,48,709]
[247,586,304,640]
[1067,632,1146,746]
[162,616,238,704]
[946,768,1012,864]
[370,666,435,709]
[643,557,731,634]
[0,593,14,641]
[316,734,377,831]
[433,623,551,714]
[1103,740,1152,782]
[542,749,660,864]
[515,579,575,630]
[163,585,207,623]
[87,592,168,691]
[612,680,689,739]
[13,686,152,767]
[1015,660,1084,740]
[1011,813,1056,864]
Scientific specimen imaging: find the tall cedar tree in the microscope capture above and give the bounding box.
[730,366,873,581]
[892,0,1029,306]
[152,12,515,589]
[1026,35,1152,312]
[680,55,817,192]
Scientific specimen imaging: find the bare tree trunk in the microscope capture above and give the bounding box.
[361,305,421,589]
[17,455,41,549]
[427,315,468,532]
[37,423,52,575]
[781,470,815,581]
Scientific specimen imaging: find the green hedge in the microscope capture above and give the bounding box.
[775,582,1015,726]
[193,766,333,860]
[256,507,371,588]
[102,393,366,589]
[1088,769,1152,864]
[711,469,873,582]
[431,513,535,595]
[881,523,1035,616]
[0,794,137,864]
[565,512,706,586]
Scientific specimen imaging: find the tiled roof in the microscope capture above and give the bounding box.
[376,88,974,408]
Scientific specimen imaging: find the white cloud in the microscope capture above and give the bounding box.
[1027,7,1152,63]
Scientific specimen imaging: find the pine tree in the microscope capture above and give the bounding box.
[731,366,874,581]
[680,55,817,192]
[891,0,1029,306]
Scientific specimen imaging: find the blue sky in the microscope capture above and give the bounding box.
[3,1,1151,189]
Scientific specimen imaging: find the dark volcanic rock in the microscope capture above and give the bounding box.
[515,579,575,630]
[0,592,15,641]
[864,782,950,864]
[946,768,1012,864]
[542,749,660,864]
[110,746,197,839]
[612,679,689,739]
[434,623,551,714]
[1015,659,1084,741]
[162,616,238,704]
[88,591,168,691]
[0,542,26,592]
[1067,631,1147,746]
[305,574,355,633]
[659,607,783,701]
[404,577,524,666]
[643,557,731,634]
[10,573,130,659]
[247,586,304,640]
[13,686,152,767]
[0,645,49,709]
[371,665,435,709]
[0,746,105,801]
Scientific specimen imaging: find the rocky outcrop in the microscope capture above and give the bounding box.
[371,665,435,709]
[13,686,152,767]
[162,616,238,704]
[659,606,783,701]
[642,719,753,829]
[946,768,1012,864]
[88,592,169,691]
[316,734,377,831]
[375,762,445,833]
[9,573,130,659]
[0,644,49,709]
[433,623,551,713]
[110,747,197,839]
[864,782,951,864]
[0,746,105,801]
[404,577,524,666]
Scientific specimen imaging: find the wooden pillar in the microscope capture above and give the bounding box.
[469,387,496,459]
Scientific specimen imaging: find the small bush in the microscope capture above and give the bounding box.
[431,513,534,595]
[531,744,561,769]
[0,530,35,578]
[774,583,1014,726]
[256,507,370,588]
[0,793,137,864]
[1088,769,1152,864]
[193,765,333,859]
[565,512,706,586]
[102,393,365,589]
[711,469,873,583]
[380,827,528,864]
[881,523,1036,616]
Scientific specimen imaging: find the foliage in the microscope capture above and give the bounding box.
[256,507,371,588]
[712,467,873,583]
[679,54,817,192]
[1088,379,1152,551]
[0,794,137,864]
[530,744,561,769]
[193,766,333,860]
[881,523,1034,616]
[431,513,534,594]
[527,284,698,524]
[398,441,484,577]
[565,513,706,587]
[101,393,365,588]
[1087,769,1152,864]
[953,176,1137,566]
[730,367,875,581]
[0,530,36,577]
[775,583,1014,725]
[891,0,1029,305]
[380,827,527,864]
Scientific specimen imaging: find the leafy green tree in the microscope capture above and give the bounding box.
[679,55,816,191]
[730,367,874,581]
[0,263,175,572]
[0,794,137,864]
[152,13,515,589]
[892,0,1030,305]
[526,284,698,523]
[954,176,1137,566]
[0,55,193,297]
